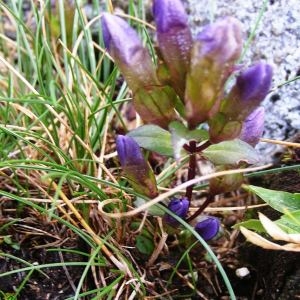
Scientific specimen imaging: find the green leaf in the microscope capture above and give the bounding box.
[276,210,300,233]
[127,125,173,156]
[169,121,208,160]
[234,219,265,233]
[130,222,154,239]
[245,185,300,213]
[136,234,154,255]
[169,121,208,142]
[202,139,260,165]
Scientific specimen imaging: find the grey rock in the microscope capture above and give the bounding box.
[184,0,300,159]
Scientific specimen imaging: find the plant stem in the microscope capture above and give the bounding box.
[184,140,211,202]
[185,140,197,202]
[186,194,215,222]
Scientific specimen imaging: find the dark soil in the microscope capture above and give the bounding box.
[0,203,86,300]
[1,190,300,299]
[1,147,300,299]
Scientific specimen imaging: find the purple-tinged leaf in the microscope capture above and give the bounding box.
[127,125,173,157]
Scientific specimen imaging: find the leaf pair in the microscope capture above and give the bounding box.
[128,124,260,165]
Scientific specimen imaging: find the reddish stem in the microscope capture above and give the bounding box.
[184,140,211,202]
[185,140,197,202]
[186,194,215,222]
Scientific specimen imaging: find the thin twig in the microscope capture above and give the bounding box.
[260,138,300,148]
[98,164,272,218]
[47,180,133,277]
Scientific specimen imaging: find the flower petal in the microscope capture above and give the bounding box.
[153,0,192,99]
[195,216,220,240]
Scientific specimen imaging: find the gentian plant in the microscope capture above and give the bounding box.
[102,0,273,242]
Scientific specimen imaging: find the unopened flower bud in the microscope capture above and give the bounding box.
[116,135,158,198]
[102,13,176,128]
[153,0,192,99]
[164,197,189,225]
[185,17,243,128]
[134,85,177,129]
[196,17,242,65]
[101,13,157,92]
[209,165,244,195]
[195,216,220,241]
[209,63,271,142]
[239,107,265,146]
[221,62,272,120]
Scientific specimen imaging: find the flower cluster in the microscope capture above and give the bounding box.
[102,0,272,137]
[104,0,273,243]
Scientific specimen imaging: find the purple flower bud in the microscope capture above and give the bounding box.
[196,17,243,64]
[237,63,273,104]
[164,197,189,225]
[153,0,188,33]
[195,216,220,241]
[116,135,158,198]
[185,17,243,128]
[101,13,158,92]
[239,107,265,146]
[153,0,192,99]
[116,135,146,167]
[221,62,273,120]
[102,13,176,129]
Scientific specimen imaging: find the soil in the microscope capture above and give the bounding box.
[0,204,86,300]
[1,160,300,299]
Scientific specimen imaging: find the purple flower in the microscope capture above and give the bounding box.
[185,17,243,128]
[116,135,146,167]
[153,0,192,99]
[164,197,189,225]
[237,63,273,104]
[101,13,176,129]
[209,62,272,142]
[195,216,220,241]
[153,0,188,33]
[101,13,157,92]
[196,17,242,65]
[116,135,158,198]
[221,62,273,120]
[239,107,265,146]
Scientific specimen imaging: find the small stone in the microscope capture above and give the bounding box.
[235,267,250,278]
[272,20,284,35]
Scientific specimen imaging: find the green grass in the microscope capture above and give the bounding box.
[0,1,141,298]
[1,0,300,299]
